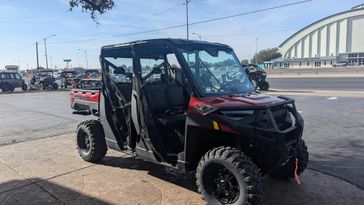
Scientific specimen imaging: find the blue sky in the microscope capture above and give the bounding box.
[0,0,362,69]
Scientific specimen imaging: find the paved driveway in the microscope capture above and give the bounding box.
[0,134,363,205]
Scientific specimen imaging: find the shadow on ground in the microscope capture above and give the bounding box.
[99,155,364,205]
[0,178,111,205]
[101,156,198,192]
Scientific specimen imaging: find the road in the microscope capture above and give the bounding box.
[291,95,364,189]
[268,77,364,91]
[0,90,363,191]
[0,91,89,146]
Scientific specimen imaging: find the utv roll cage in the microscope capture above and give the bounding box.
[98,39,303,173]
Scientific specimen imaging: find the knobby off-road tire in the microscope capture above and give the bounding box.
[196,147,263,205]
[76,120,107,163]
[259,81,269,91]
[269,139,309,180]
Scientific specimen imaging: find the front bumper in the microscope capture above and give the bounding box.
[221,96,304,173]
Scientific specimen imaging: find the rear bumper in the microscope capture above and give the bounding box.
[70,89,100,116]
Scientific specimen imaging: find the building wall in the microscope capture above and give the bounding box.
[279,8,364,64]
[351,16,364,52]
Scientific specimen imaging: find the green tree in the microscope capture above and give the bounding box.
[69,0,116,22]
[251,48,281,64]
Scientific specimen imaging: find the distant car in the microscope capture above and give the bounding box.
[333,62,347,67]
[0,70,27,92]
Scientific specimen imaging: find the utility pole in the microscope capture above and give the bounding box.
[185,0,191,40]
[255,38,258,55]
[36,42,39,69]
[43,34,56,69]
[78,49,89,69]
[50,56,53,69]
[44,38,48,69]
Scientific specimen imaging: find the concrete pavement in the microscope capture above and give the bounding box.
[0,91,89,146]
[0,134,363,205]
[1,87,364,204]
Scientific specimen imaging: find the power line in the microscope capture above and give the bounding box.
[8,43,35,53]
[203,28,301,37]
[121,3,184,27]
[71,0,206,39]
[55,2,185,43]
[49,0,313,45]
[188,0,313,26]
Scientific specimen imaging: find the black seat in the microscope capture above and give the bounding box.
[143,83,188,127]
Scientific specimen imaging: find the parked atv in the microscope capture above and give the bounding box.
[59,70,78,88]
[80,69,101,89]
[243,64,270,91]
[73,39,308,205]
[29,69,58,90]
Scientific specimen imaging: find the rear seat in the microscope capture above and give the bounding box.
[143,83,187,127]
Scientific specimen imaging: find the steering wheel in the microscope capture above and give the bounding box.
[217,80,240,92]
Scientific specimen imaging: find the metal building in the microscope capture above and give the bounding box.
[272,5,364,68]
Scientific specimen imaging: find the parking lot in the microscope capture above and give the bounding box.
[0,89,364,204]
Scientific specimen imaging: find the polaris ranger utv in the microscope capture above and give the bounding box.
[74,39,308,205]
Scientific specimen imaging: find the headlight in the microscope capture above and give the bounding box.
[222,110,254,120]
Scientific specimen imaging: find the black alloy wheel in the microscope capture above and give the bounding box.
[196,147,263,205]
[77,129,91,154]
[204,163,241,204]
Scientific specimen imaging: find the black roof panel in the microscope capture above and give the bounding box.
[101,38,232,52]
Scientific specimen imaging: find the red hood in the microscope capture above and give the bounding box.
[190,92,285,109]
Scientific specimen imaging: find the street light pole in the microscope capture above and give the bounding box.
[78,49,89,69]
[44,34,56,69]
[50,56,53,69]
[185,0,191,40]
[192,32,201,40]
[36,42,40,69]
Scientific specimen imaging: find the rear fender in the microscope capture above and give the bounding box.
[99,94,125,151]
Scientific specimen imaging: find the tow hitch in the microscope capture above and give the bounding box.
[294,158,301,185]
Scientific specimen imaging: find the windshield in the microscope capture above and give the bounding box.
[181,47,253,96]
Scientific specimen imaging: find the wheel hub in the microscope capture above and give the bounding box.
[205,164,240,204]
[78,131,91,153]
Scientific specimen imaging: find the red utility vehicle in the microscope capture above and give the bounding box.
[71,39,309,205]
